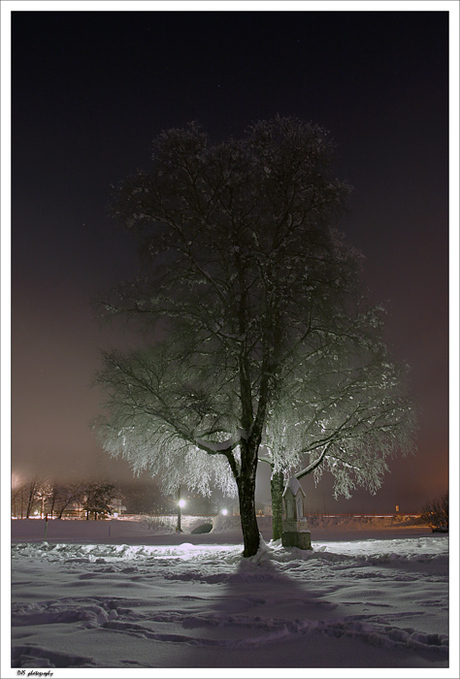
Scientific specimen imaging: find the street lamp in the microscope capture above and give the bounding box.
[176,487,186,532]
[221,508,228,516]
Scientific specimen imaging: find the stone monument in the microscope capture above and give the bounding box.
[281,477,312,549]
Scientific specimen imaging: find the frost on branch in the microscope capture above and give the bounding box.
[264,305,416,499]
[94,343,239,499]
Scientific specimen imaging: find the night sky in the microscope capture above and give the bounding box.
[8,7,451,513]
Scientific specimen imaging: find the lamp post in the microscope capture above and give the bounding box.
[176,486,186,532]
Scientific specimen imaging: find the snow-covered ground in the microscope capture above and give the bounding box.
[6,516,455,677]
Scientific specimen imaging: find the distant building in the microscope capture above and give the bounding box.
[109,497,127,517]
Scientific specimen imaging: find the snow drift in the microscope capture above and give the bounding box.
[8,516,450,673]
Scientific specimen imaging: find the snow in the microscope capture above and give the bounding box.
[5,516,457,677]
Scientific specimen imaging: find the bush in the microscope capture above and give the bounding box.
[140,515,176,533]
[420,492,448,532]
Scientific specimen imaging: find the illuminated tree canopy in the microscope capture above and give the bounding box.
[261,305,416,538]
[95,342,238,500]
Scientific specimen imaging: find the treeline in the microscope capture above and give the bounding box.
[11,477,120,520]
[10,476,214,519]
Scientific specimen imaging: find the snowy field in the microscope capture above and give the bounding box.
[6,516,455,677]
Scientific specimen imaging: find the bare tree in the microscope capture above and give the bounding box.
[25,477,40,518]
[95,117,410,557]
[50,482,85,519]
[35,480,54,518]
[11,482,27,518]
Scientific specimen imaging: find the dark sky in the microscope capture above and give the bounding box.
[9,8,450,513]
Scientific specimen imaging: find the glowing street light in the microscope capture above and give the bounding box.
[176,487,186,533]
[221,508,228,516]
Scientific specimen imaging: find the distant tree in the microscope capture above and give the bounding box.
[11,482,28,518]
[12,476,79,519]
[420,492,448,532]
[15,476,58,518]
[49,482,85,519]
[95,117,413,557]
[83,482,116,520]
[34,480,54,518]
[24,477,42,518]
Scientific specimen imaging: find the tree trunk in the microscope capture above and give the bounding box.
[236,459,260,558]
[270,469,285,541]
[49,493,56,518]
[26,483,36,519]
